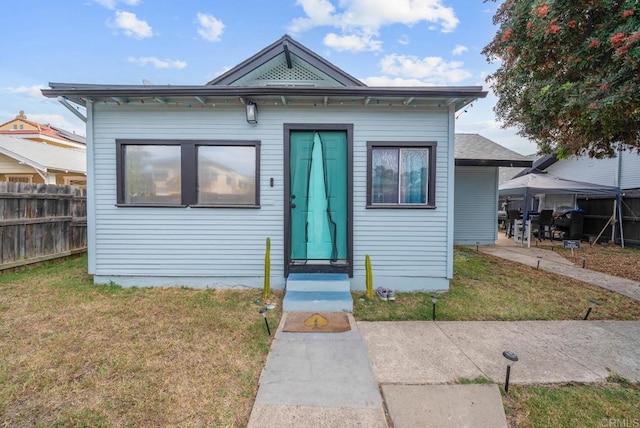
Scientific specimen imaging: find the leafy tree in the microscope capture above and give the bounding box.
[483,0,639,157]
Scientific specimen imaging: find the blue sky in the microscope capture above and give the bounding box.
[0,0,536,155]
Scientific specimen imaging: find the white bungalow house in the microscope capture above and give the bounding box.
[42,35,487,295]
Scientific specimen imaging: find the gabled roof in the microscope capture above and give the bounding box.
[454,134,533,167]
[0,114,86,147]
[207,35,365,87]
[42,35,486,112]
[0,135,86,174]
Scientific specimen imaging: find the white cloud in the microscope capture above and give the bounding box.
[196,13,225,42]
[378,53,473,85]
[112,10,153,38]
[127,56,187,69]
[323,33,382,52]
[398,34,410,45]
[452,44,468,55]
[289,0,338,33]
[93,0,139,9]
[360,76,431,86]
[3,85,47,99]
[289,0,459,34]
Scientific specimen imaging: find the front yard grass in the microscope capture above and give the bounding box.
[354,247,640,427]
[2,248,639,427]
[0,254,281,427]
[504,378,640,428]
[354,247,640,321]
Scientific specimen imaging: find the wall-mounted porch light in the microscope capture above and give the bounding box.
[246,101,258,124]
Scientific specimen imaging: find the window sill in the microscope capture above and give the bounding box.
[366,204,437,209]
[115,204,261,209]
[115,204,187,208]
[190,205,261,209]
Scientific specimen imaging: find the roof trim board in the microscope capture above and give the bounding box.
[455,159,533,167]
[207,35,365,87]
[44,84,486,112]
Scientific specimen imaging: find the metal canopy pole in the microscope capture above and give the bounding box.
[618,194,625,248]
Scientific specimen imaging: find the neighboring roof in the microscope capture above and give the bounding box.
[454,134,533,167]
[42,36,486,112]
[513,153,557,178]
[0,135,86,174]
[208,35,365,87]
[0,115,86,146]
[499,173,619,196]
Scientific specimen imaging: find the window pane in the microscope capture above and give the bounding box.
[400,149,428,204]
[198,146,256,205]
[124,145,181,204]
[371,149,399,203]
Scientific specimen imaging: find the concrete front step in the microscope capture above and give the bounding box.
[284,273,353,312]
[286,273,351,292]
[282,291,353,312]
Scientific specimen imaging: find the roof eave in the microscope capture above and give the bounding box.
[42,84,487,105]
[456,159,534,167]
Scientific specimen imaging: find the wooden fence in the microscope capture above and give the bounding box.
[578,196,640,246]
[0,183,87,270]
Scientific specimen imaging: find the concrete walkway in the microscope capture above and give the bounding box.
[248,315,640,427]
[248,244,640,427]
[479,244,640,302]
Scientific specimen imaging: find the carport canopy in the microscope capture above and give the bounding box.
[499,172,623,246]
[499,172,619,197]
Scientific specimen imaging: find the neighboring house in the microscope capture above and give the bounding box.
[519,150,640,245]
[0,111,86,149]
[531,151,640,194]
[0,135,86,186]
[453,134,532,245]
[42,35,487,291]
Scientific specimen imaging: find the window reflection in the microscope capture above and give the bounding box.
[371,147,429,205]
[124,145,181,204]
[198,146,256,205]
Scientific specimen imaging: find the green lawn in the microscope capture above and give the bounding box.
[2,249,639,427]
[0,255,280,427]
[354,247,640,321]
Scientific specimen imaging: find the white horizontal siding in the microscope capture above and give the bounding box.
[620,150,640,190]
[454,166,498,245]
[544,151,640,191]
[91,103,452,288]
[0,153,35,173]
[545,155,619,187]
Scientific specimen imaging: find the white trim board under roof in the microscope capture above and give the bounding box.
[44,85,485,112]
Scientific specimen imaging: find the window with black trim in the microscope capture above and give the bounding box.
[366,141,436,208]
[116,140,260,207]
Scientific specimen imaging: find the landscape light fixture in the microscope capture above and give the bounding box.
[583,299,599,320]
[259,307,271,335]
[431,294,439,321]
[502,350,519,393]
[245,101,258,124]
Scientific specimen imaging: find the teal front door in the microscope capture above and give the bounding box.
[289,130,348,266]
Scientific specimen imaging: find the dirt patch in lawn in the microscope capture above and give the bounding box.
[554,243,640,282]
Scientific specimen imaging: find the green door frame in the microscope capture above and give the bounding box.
[284,123,353,278]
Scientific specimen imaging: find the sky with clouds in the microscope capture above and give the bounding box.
[0,0,536,155]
